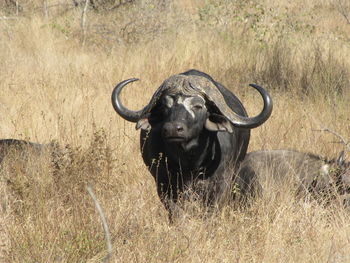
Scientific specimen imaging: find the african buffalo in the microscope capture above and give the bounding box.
[112,69,273,220]
[235,149,350,205]
[0,139,47,162]
[0,139,62,171]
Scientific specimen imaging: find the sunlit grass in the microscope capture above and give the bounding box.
[1,0,350,262]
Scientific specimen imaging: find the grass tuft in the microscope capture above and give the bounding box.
[1,1,350,262]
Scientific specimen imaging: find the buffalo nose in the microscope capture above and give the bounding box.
[176,124,184,132]
[162,122,187,138]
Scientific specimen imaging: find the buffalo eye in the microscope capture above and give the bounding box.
[149,105,167,122]
[192,104,203,110]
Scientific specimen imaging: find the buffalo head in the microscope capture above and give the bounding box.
[112,73,272,152]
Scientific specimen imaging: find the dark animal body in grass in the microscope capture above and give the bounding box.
[0,139,63,172]
[112,69,273,220]
[236,149,350,206]
[0,139,48,162]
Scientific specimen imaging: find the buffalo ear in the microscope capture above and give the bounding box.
[136,118,151,131]
[205,114,233,133]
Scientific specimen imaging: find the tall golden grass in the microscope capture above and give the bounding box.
[1,0,350,262]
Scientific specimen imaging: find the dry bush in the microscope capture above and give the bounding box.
[237,40,350,98]
[1,0,350,262]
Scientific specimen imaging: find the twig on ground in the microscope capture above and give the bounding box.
[86,185,113,263]
[0,16,18,20]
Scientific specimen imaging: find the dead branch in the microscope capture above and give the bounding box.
[315,127,350,152]
[334,0,350,24]
[43,0,49,19]
[81,0,89,46]
[0,16,18,20]
[86,185,113,263]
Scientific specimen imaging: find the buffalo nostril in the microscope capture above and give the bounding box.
[176,125,184,132]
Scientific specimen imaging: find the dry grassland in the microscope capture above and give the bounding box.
[1,0,350,262]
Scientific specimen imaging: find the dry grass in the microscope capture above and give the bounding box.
[1,0,350,262]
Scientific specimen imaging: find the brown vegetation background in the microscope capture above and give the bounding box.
[1,0,350,262]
